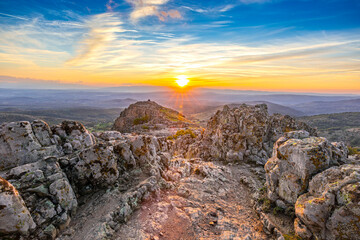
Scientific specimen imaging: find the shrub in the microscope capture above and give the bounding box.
[173,129,196,139]
[258,197,272,212]
[273,206,284,215]
[348,146,359,155]
[133,115,150,125]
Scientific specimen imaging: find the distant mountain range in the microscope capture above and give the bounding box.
[0,88,359,117]
[293,98,360,115]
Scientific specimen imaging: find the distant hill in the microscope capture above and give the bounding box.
[299,112,360,147]
[113,100,194,133]
[0,107,123,132]
[294,98,360,115]
[190,101,304,122]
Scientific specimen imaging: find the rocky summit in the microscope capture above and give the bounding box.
[113,100,194,134]
[0,101,359,240]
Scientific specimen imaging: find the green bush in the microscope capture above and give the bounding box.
[167,129,196,140]
[133,115,150,125]
[348,146,359,155]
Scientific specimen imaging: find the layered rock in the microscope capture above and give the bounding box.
[265,130,348,204]
[113,100,193,133]
[188,104,316,164]
[0,121,60,170]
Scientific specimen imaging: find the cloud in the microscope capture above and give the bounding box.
[106,0,119,11]
[125,0,181,22]
[66,13,127,66]
[219,5,235,12]
[0,12,28,20]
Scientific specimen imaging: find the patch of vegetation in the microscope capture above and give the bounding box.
[167,129,196,140]
[258,185,267,194]
[283,234,301,240]
[141,125,149,130]
[258,197,272,212]
[348,146,359,155]
[298,112,360,148]
[88,122,113,132]
[133,115,150,125]
[160,107,192,123]
[284,206,295,218]
[273,206,284,215]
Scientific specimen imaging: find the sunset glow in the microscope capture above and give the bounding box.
[0,1,359,93]
[176,75,189,88]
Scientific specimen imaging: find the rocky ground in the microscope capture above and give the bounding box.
[1,102,359,240]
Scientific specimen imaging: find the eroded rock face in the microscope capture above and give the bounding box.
[0,121,60,170]
[265,131,348,204]
[64,144,119,195]
[5,157,77,239]
[113,101,193,133]
[52,121,96,154]
[295,164,360,240]
[0,177,36,236]
[188,104,316,164]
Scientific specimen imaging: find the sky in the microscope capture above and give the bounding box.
[0,0,359,93]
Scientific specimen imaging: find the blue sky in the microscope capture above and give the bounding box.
[0,0,359,92]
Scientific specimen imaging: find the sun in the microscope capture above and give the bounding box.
[175,75,189,87]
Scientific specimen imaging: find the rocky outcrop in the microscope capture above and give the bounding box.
[4,157,77,239]
[188,104,316,164]
[51,121,96,154]
[0,177,36,236]
[265,130,359,240]
[0,121,60,170]
[113,100,193,133]
[265,130,348,204]
[295,164,360,240]
[63,144,119,195]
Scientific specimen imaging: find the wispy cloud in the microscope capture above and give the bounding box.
[125,0,181,22]
[0,12,28,21]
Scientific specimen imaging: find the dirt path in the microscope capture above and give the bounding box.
[114,161,270,240]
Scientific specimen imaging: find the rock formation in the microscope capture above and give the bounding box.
[187,104,316,164]
[0,101,358,240]
[265,130,359,240]
[113,100,193,133]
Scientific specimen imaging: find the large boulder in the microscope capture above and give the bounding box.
[51,121,96,154]
[265,131,348,204]
[295,164,360,240]
[5,157,77,239]
[0,121,60,170]
[188,104,316,164]
[113,100,193,133]
[0,177,36,236]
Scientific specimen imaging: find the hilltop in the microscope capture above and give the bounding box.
[113,100,194,133]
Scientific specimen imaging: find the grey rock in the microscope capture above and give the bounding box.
[0,177,36,235]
